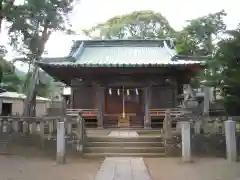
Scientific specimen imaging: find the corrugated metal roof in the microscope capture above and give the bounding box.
[0,92,51,101]
[38,40,206,68]
[77,46,174,64]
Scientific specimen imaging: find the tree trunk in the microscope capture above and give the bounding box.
[23,65,39,116]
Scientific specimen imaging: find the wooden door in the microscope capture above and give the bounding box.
[104,89,144,128]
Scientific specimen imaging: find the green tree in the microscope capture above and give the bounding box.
[9,0,78,116]
[84,10,174,40]
[210,27,240,115]
[0,44,22,92]
[175,10,227,97]
[176,10,227,56]
[20,71,52,97]
[0,0,16,40]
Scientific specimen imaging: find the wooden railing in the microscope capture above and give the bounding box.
[67,108,190,116]
[150,108,191,117]
[66,109,98,117]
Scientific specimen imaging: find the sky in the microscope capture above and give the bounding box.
[3,0,240,71]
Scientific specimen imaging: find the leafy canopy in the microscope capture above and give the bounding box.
[212,27,240,115]
[84,10,174,40]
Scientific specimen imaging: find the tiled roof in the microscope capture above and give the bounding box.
[38,39,206,68]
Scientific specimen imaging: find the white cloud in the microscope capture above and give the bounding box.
[71,0,240,31]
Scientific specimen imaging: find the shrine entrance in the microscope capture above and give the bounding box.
[104,86,144,128]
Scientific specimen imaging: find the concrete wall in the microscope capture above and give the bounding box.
[0,98,50,117]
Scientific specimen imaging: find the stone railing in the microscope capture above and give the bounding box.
[162,109,231,159]
[0,115,87,159]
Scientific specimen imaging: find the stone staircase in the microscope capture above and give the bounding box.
[83,136,166,158]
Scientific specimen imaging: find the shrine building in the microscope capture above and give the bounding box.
[38,39,205,129]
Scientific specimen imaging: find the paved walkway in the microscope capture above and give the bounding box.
[95,131,152,180]
[95,157,152,180]
[108,131,139,137]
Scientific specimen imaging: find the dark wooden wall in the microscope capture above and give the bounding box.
[72,86,96,109]
[72,85,177,110]
[150,86,176,108]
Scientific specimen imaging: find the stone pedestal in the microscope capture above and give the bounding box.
[181,121,191,162]
[225,119,237,162]
[56,122,66,164]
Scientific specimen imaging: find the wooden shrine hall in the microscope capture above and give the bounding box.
[38,39,205,128]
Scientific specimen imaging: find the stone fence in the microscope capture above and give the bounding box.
[0,116,86,163]
[163,111,238,162]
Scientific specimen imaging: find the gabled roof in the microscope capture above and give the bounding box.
[37,39,207,68]
[0,91,51,101]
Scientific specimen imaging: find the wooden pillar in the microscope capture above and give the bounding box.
[144,86,151,128]
[97,86,104,128]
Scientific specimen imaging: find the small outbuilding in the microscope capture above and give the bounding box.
[0,91,51,117]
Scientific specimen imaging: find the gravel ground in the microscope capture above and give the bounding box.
[144,158,240,180]
[0,155,101,180]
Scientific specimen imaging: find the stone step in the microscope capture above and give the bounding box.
[84,146,165,154]
[86,141,164,147]
[83,152,166,158]
[87,136,163,142]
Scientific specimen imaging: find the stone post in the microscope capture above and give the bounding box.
[76,120,84,153]
[22,121,29,134]
[0,117,2,131]
[194,120,202,134]
[203,86,210,116]
[3,120,8,133]
[163,110,172,139]
[144,86,151,128]
[56,121,66,164]
[48,120,54,134]
[13,120,19,133]
[181,121,191,162]
[225,118,237,162]
[67,122,72,135]
[39,121,45,137]
[31,122,37,134]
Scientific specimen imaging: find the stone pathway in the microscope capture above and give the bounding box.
[95,131,152,180]
[95,157,152,180]
[108,131,139,137]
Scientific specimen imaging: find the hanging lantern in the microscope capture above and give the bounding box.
[127,89,130,96]
[109,88,112,95]
[135,88,139,95]
[117,89,120,95]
